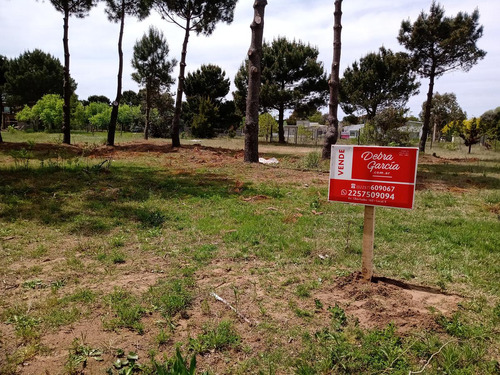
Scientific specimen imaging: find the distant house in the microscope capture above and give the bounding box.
[340,121,423,140]
[340,124,364,139]
[397,121,423,139]
[284,120,328,144]
[1,107,17,129]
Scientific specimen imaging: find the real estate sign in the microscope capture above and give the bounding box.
[329,145,419,209]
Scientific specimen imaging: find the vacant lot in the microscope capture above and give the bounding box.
[1,133,499,374]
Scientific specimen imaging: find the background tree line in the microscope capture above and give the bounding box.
[1,1,498,154]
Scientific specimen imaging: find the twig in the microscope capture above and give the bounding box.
[210,292,253,326]
[409,338,457,375]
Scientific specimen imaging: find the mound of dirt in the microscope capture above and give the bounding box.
[317,272,461,333]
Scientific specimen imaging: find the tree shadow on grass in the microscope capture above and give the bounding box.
[0,164,265,233]
[417,161,500,190]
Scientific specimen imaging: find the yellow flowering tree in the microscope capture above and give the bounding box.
[442,117,486,153]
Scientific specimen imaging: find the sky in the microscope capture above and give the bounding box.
[1,0,499,119]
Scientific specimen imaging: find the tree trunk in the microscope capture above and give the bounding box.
[420,65,436,152]
[107,1,126,147]
[171,18,191,148]
[144,86,150,140]
[322,0,342,160]
[244,0,267,163]
[0,99,3,142]
[278,101,285,143]
[62,7,71,145]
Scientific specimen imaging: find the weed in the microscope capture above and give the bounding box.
[138,209,166,228]
[10,148,33,169]
[292,305,314,319]
[493,303,500,320]
[156,329,170,347]
[31,244,48,258]
[62,288,96,304]
[103,288,145,334]
[328,304,347,331]
[65,338,103,374]
[146,278,193,318]
[110,250,126,264]
[302,152,322,169]
[150,348,202,375]
[6,312,41,342]
[44,304,81,329]
[108,351,141,374]
[295,284,311,298]
[436,313,484,339]
[22,279,45,289]
[189,320,240,354]
[192,244,218,264]
[314,299,323,310]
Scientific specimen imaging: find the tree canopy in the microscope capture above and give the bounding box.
[4,49,72,108]
[480,107,500,142]
[398,1,486,152]
[47,0,95,16]
[183,64,232,138]
[183,64,231,138]
[152,0,238,147]
[131,26,176,139]
[235,37,328,143]
[339,47,420,120]
[184,64,230,101]
[420,92,466,142]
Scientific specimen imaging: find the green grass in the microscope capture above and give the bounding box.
[103,288,145,334]
[189,320,241,354]
[1,133,499,373]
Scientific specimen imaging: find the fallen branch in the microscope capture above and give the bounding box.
[210,292,253,326]
[409,338,456,375]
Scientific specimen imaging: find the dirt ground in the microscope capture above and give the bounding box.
[0,142,470,374]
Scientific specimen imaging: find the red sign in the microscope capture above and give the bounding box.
[329,145,419,209]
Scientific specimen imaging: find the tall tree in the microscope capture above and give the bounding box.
[87,94,111,104]
[184,64,230,102]
[183,64,230,137]
[244,0,267,162]
[322,0,342,160]
[398,1,486,152]
[0,55,7,141]
[46,0,95,144]
[104,0,151,146]
[481,107,500,143]
[152,0,238,147]
[235,38,328,144]
[131,26,176,140]
[260,37,328,143]
[339,47,420,120]
[4,49,71,108]
[122,89,141,106]
[420,92,466,146]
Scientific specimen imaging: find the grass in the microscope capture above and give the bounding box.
[189,320,241,354]
[1,133,499,373]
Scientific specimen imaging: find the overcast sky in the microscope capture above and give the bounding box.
[1,0,499,119]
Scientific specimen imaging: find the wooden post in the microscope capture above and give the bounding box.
[362,205,375,281]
